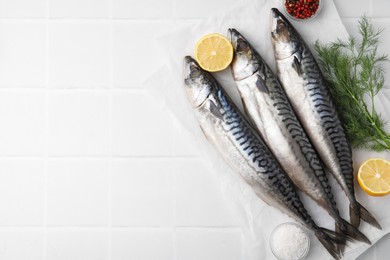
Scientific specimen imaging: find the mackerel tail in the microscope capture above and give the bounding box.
[270,7,381,230]
[184,56,350,259]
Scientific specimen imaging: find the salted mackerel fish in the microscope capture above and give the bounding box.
[183,56,349,259]
[228,28,369,247]
[270,8,381,229]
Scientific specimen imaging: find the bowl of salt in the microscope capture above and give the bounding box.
[269,222,310,260]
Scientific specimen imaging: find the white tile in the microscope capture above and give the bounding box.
[48,92,109,156]
[176,229,242,260]
[0,0,45,18]
[0,91,45,156]
[341,18,361,41]
[362,234,390,260]
[367,20,390,89]
[111,230,173,260]
[111,91,173,156]
[175,0,240,18]
[172,121,199,157]
[113,0,173,18]
[0,23,45,87]
[372,0,390,17]
[333,0,370,18]
[113,22,175,88]
[49,23,109,88]
[111,159,173,226]
[0,231,44,260]
[372,20,390,55]
[47,159,109,226]
[47,231,108,260]
[0,160,44,226]
[50,0,109,18]
[175,158,239,227]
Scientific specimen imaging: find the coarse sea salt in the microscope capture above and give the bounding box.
[270,223,309,260]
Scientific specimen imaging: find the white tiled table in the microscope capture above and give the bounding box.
[0,0,388,259]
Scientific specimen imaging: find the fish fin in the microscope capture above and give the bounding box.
[315,228,347,260]
[255,76,269,94]
[334,222,346,255]
[349,203,360,228]
[209,100,223,120]
[350,202,382,229]
[321,227,353,243]
[336,219,371,245]
[292,55,302,76]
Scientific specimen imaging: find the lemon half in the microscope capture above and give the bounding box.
[358,158,390,196]
[194,33,233,72]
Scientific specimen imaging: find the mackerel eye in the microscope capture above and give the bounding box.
[190,66,201,78]
[237,39,248,51]
[276,21,287,33]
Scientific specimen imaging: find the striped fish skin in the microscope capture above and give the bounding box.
[229,28,340,221]
[270,8,381,229]
[183,56,347,259]
[184,55,316,227]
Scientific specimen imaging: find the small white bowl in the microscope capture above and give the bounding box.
[269,222,310,260]
[282,0,323,22]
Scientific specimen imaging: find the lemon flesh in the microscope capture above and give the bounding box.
[358,158,390,196]
[194,33,233,72]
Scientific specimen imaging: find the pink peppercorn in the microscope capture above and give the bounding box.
[285,0,320,20]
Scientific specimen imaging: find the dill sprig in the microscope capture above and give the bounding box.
[314,17,390,151]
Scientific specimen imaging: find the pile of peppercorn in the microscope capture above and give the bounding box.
[284,0,320,20]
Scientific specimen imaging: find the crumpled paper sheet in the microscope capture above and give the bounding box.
[145,0,390,259]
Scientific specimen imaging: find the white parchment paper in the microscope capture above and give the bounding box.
[145,0,390,259]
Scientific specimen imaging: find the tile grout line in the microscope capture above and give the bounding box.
[169,0,178,250]
[43,0,50,259]
[341,17,390,21]
[0,226,181,231]
[241,228,245,260]
[172,0,177,21]
[108,0,114,258]
[0,225,242,230]
[0,18,177,22]
[0,87,151,91]
[172,157,178,260]
[0,155,199,160]
[168,0,178,244]
[369,0,373,17]
[0,87,145,91]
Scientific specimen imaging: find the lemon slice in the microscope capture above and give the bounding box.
[194,33,233,72]
[358,158,390,196]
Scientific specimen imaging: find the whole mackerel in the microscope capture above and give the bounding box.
[270,8,381,229]
[229,28,369,247]
[184,56,348,259]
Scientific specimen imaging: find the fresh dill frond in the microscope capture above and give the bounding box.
[315,17,390,151]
